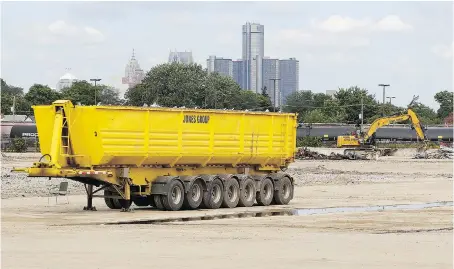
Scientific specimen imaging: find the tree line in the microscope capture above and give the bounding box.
[1,63,452,125]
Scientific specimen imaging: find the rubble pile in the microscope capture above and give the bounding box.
[296,148,369,160]
[414,146,454,159]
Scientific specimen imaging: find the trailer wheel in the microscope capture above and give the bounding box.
[203,178,224,209]
[183,179,204,210]
[104,189,116,209]
[153,195,165,210]
[256,177,274,206]
[273,177,293,205]
[222,178,240,208]
[238,178,256,207]
[162,180,184,211]
[104,189,121,209]
[148,195,156,208]
[133,197,150,207]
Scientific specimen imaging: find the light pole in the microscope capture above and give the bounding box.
[90,78,102,105]
[387,96,396,105]
[269,78,281,112]
[378,83,390,116]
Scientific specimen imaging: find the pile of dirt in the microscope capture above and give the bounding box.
[414,147,454,159]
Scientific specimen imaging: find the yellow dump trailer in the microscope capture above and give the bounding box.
[13,100,298,211]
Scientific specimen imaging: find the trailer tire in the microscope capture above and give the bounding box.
[238,178,256,207]
[153,195,165,210]
[183,179,204,210]
[273,177,293,205]
[256,177,274,206]
[162,180,184,211]
[203,178,224,209]
[222,178,240,208]
[104,190,116,209]
[104,189,121,209]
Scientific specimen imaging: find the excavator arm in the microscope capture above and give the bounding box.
[362,108,428,143]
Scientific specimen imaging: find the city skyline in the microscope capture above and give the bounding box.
[1,1,452,109]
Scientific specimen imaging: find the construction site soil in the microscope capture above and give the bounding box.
[1,149,453,269]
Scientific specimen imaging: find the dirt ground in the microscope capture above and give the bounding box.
[1,152,453,269]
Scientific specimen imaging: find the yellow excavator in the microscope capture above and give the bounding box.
[337,97,429,158]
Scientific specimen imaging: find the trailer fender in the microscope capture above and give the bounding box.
[150,176,184,196]
[218,174,239,184]
[179,176,207,193]
[269,173,294,199]
[268,172,293,191]
[235,174,255,190]
[199,174,223,190]
[251,175,274,191]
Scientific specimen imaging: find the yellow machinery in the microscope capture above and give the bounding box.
[337,107,429,156]
[13,100,298,211]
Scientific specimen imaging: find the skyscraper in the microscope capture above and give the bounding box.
[122,49,145,89]
[168,50,194,64]
[279,58,299,104]
[206,56,233,78]
[232,60,244,89]
[262,57,280,107]
[242,22,264,93]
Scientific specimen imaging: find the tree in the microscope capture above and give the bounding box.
[1,79,31,115]
[61,81,121,105]
[410,101,441,124]
[283,91,314,121]
[334,86,379,124]
[25,84,61,105]
[434,90,453,119]
[302,109,333,123]
[98,86,122,105]
[125,63,266,110]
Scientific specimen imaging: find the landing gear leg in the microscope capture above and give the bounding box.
[120,179,133,212]
[83,184,97,211]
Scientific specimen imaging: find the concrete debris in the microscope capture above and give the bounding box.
[414,147,454,159]
[296,147,369,160]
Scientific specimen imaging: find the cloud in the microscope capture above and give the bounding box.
[276,28,370,48]
[431,42,453,59]
[312,15,413,33]
[372,15,413,32]
[312,15,372,33]
[21,20,105,46]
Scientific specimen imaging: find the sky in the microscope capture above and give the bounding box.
[1,1,453,109]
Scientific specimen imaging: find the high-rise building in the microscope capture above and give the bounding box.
[56,69,78,92]
[232,60,244,89]
[326,90,336,97]
[242,22,264,93]
[206,56,233,78]
[122,49,145,89]
[168,50,194,64]
[262,57,280,107]
[279,58,299,104]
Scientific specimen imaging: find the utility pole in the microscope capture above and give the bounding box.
[361,95,364,132]
[269,78,281,112]
[12,95,16,121]
[90,78,102,105]
[387,96,396,105]
[378,84,390,116]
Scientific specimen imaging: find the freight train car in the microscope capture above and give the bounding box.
[13,100,298,212]
[297,124,453,142]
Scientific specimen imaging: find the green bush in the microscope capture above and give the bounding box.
[297,136,323,147]
[9,138,27,152]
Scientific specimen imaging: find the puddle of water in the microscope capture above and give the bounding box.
[292,201,453,216]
